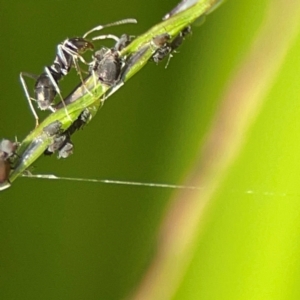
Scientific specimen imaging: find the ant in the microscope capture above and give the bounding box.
[20,18,137,128]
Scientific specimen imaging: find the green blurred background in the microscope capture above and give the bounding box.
[1,0,300,299]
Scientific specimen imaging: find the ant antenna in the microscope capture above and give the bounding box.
[83,18,137,39]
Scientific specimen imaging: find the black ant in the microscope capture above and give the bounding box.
[20,18,137,127]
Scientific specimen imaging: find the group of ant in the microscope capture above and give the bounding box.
[0,16,191,188]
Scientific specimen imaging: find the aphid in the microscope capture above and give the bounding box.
[44,109,91,158]
[44,134,74,159]
[151,0,195,65]
[58,141,74,159]
[20,19,137,127]
[45,135,67,154]
[43,119,67,157]
[0,139,18,190]
[89,33,132,86]
[151,27,191,64]
[152,33,172,47]
[43,120,62,136]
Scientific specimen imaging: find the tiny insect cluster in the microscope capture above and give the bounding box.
[1,9,192,190]
[151,26,191,63]
[19,19,137,127]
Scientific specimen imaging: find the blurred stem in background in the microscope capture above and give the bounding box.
[130,1,300,299]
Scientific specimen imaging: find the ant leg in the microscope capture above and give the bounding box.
[58,44,93,97]
[56,44,70,68]
[91,70,98,91]
[72,57,95,97]
[44,67,72,122]
[82,18,137,39]
[57,44,94,97]
[48,106,56,113]
[88,69,110,105]
[165,53,174,69]
[89,69,109,105]
[19,72,40,127]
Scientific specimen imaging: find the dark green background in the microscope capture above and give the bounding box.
[1,1,300,299]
